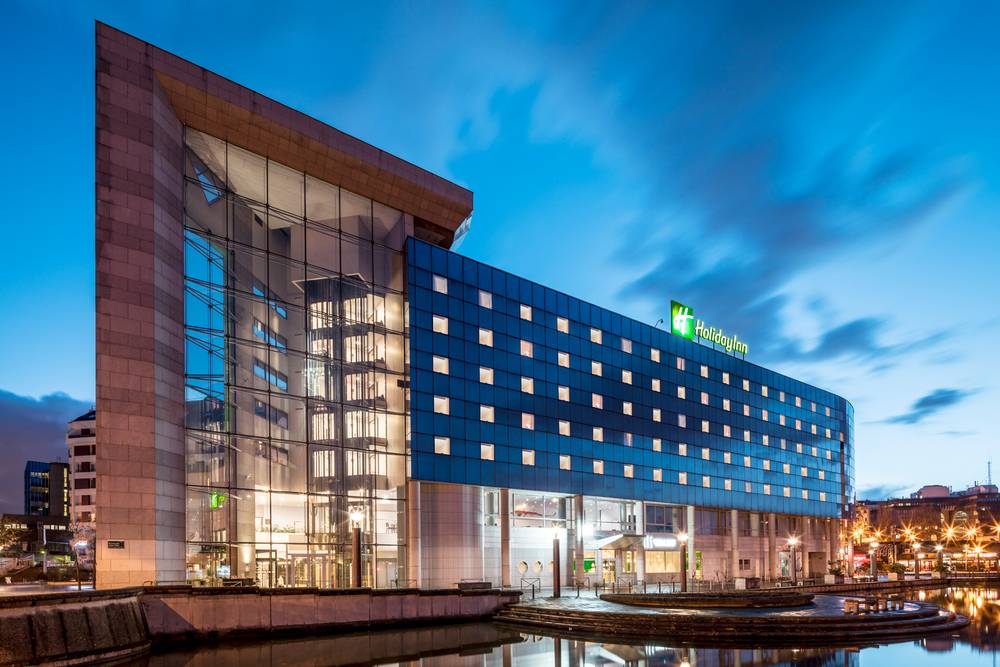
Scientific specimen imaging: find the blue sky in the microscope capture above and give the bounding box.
[0,0,997,510]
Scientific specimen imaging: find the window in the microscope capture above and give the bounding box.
[653,408,662,422]
[724,479,732,491]
[557,316,569,333]
[592,393,603,409]
[819,470,825,480]
[521,377,534,394]
[779,414,786,426]
[522,449,535,466]
[432,275,448,294]
[480,405,495,422]
[593,426,604,442]
[594,460,605,475]
[676,356,685,371]
[651,348,660,362]
[653,468,663,481]
[677,386,686,399]
[825,406,831,417]
[558,351,570,367]
[820,491,827,502]
[622,338,632,353]
[679,472,688,485]
[825,428,832,438]
[796,442,803,453]
[743,455,751,467]
[651,378,661,392]
[432,315,448,334]
[723,452,731,464]
[811,401,817,412]
[479,367,494,384]
[745,482,752,493]
[723,425,731,437]
[559,420,571,436]
[742,379,750,391]
[795,396,802,407]
[762,385,768,397]
[701,391,709,405]
[783,463,791,474]
[522,413,535,430]
[743,430,750,442]
[762,409,768,421]
[520,304,532,320]
[784,487,791,498]
[434,437,450,455]
[481,444,495,461]
[723,399,731,411]
[701,365,708,378]
[624,464,634,478]
[560,455,571,470]
[678,414,687,428]
[479,328,493,346]
[622,369,632,384]
[763,484,771,495]
[801,467,808,477]
[811,423,818,434]
[763,460,771,471]
[478,290,492,308]
[623,401,633,415]
[743,404,750,417]
[433,396,449,414]
[722,372,730,385]
[432,356,449,374]
[678,443,687,456]
[652,438,662,452]
[558,385,570,401]
[702,475,711,488]
[591,361,602,376]
[520,340,533,357]
[762,434,769,446]
[590,328,602,344]
[624,433,633,446]
[701,420,710,433]
[827,450,832,460]
[701,447,710,461]
[812,446,818,456]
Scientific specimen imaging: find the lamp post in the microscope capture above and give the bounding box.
[349,506,364,588]
[870,541,879,579]
[935,543,944,573]
[552,529,561,598]
[787,536,799,585]
[912,543,922,577]
[677,532,689,593]
[73,540,88,591]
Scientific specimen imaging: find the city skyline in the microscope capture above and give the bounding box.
[1,1,999,513]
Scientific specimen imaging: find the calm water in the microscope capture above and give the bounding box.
[133,587,1000,666]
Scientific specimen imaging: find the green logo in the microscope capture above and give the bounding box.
[671,301,695,340]
[209,490,227,510]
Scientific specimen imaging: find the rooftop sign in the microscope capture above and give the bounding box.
[670,300,749,357]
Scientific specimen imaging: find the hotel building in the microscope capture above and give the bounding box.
[94,23,855,588]
[67,409,98,526]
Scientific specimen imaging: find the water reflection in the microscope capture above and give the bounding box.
[133,587,999,666]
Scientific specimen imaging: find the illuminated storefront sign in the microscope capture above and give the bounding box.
[670,300,749,356]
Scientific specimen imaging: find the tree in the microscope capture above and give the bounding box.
[0,523,21,553]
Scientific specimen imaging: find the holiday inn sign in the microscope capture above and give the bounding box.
[670,300,749,356]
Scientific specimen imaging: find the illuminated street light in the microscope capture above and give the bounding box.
[787,536,800,585]
[349,506,364,587]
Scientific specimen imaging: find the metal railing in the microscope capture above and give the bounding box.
[520,577,541,599]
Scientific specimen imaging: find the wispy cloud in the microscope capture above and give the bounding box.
[858,483,912,501]
[883,388,977,425]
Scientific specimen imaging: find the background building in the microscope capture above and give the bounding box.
[95,23,854,589]
[67,409,97,526]
[23,461,68,518]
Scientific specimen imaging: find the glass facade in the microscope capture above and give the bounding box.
[408,237,855,519]
[182,129,408,587]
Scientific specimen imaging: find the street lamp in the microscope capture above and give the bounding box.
[787,536,799,585]
[73,540,88,591]
[912,543,922,577]
[870,541,879,579]
[349,506,364,588]
[552,528,561,598]
[677,532,689,593]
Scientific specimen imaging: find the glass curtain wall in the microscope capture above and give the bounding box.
[182,129,408,588]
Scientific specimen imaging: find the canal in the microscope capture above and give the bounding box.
[126,586,999,666]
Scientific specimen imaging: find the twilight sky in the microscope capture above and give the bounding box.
[1,1,997,511]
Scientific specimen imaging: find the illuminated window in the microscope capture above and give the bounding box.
[676,356,686,371]
[558,385,570,401]
[723,452,731,464]
[558,351,570,367]
[653,408,662,422]
[819,491,827,502]
[783,463,791,474]
[701,420,710,433]
[522,450,535,466]
[702,475,711,488]
[701,391,709,405]
[724,479,732,491]
[478,290,492,308]
[811,423,818,434]
[522,413,535,430]
[520,304,532,320]
[779,414,786,426]
[679,443,687,456]
[520,340,533,357]
[623,401,633,415]
[653,468,663,482]
[826,450,832,461]
[557,316,569,333]
[723,398,731,411]
[780,391,785,402]
[622,369,632,384]
[762,385,768,397]
[651,348,661,362]
[434,437,450,455]
[811,401,817,412]
[652,438,662,452]
[679,414,687,428]
[825,406,831,417]
[624,432,633,446]
[743,430,750,442]
[796,442,803,453]
[762,434,769,446]
[763,460,771,471]
[559,420,571,436]
[742,379,750,391]
[651,378,661,392]
[701,365,708,378]
[722,372,731,385]
[784,487,791,498]
[745,481,752,493]
[479,328,493,346]
[825,428,832,438]
[818,470,825,480]
[479,367,494,384]
[591,361,602,376]
[590,328,602,344]
[795,396,802,407]
[480,405,495,423]
[560,455,571,471]
[432,275,448,294]
[763,484,771,495]
[743,404,750,417]
[744,456,751,467]
[593,426,604,442]
[521,377,534,394]
[762,409,768,421]
[812,446,818,456]
[433,396,449,414]
[677,386,686,399]
[701,447,710,461]
[480,444,494,461]
[592,393,603,409]
[594,460,605,475]
[622,338,632,353]
[624,464,634,478]
[432,355,449,374]
[679,472,688,485]
[432,315,448,334]
[723,424,731,437]
[801,467,808,477]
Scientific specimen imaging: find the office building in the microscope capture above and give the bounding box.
[23,461,69,518]
[67,409,97,525]
[95,23,855,588]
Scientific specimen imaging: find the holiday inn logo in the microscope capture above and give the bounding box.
[671,301,695,340]
[669,300,749,356]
